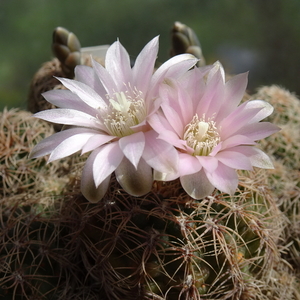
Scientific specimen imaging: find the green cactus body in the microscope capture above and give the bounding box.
[60,170,281,300]
[1,100,299,298]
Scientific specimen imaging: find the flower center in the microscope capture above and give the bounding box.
[183,114,220,156]
[103,86,146,137]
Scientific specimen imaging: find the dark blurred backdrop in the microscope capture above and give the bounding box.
[1,0,300,109]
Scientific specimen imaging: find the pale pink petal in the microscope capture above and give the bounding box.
[242,100,274,123]
[153,169,179,181]
[74,65,107,96]
[150,54,198,95]
[216,72,248,120]
[56,77,107,109]
[249,147,274,169]
[160,102,184,136]
[48,132,98,162]
[81,164,111,203]
[42,90,97,116]
[159,81,194,131]
[178,153,202,176]
[205,163,238,195]
[81,134,116,154]
[105,40,132,89]
[197,156,219,173]
[91,59,117,95]
[119,132,145,169]
[216,150,253,170]
[180,67,209,109]
[34,109,100,129]
[157,130,187,151]
[206,61,225,83]
[180,169,215,199]
[173,81,195,125]
[92,142,124,187]
[219,103,263,140]
[132,36,159,95]
[148,109,177,134]
[115,157,153,196]
[196,66,225,117]
[30,128,98,158]
[234,122,280,141]
[143,130,179,174]
[217,135,256,152]
[231,146,274,169]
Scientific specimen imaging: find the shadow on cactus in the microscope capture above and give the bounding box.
[0,203,67,299]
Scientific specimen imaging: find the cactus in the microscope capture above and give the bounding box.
[0,108,86,210]
[57,169,285,300]
[251,85,300,272]
[2,24,300,299]
[28,27,106,117]
[1,98,300,299]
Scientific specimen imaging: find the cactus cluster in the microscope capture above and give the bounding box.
[252,85,300,274]
[1,24,300,300]
[59,170,284,299]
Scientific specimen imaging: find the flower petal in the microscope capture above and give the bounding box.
[42,89,97,116]
[132,36,159,95]
[30,127,99,159]
[74,65,107,96]
[234,122,280,141]
[178,153,202,176]
[219,102,263,140]
[105,40,132,89]
[81,163,111,203]
[56,77,107,109]
[91,142,124,187]
[34,109,100,129]
[115,157,153,196]
[205,163,238,195]
[81,134,116,154]
[92,59,117,95]
[180,169,215,199]
[143,130,179,174]
[153,169,179,181]
[150,54,198,95]
[232,146,274,169]
[243,100,275,123]
[197,156,219,173]
[209,135,256,157]
[217,71,248,120]
[48,131,98,162]
[119,132,145,169]
[216,150,253,170]
[160,100,184,136]
[196,64,225,117]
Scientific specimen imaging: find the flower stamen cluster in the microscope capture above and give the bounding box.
[104,87,146,137]
[184,114,220,156]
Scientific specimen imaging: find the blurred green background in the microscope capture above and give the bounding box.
[1,0,300,110]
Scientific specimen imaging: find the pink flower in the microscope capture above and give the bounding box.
[30,37,198,202]
[149,62,280,199]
